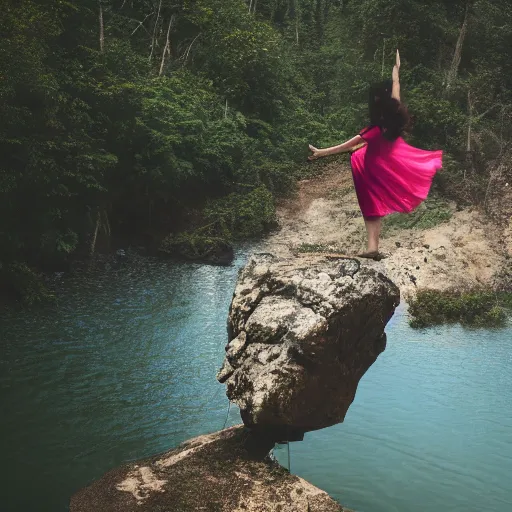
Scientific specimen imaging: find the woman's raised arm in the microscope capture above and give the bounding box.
[392,49,401,101]
[308,135,364,160]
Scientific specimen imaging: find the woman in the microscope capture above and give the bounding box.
[308,50,442,260]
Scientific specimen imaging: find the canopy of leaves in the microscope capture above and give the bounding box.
[1,0,511,299]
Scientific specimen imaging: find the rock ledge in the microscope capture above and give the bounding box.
[70,425,350,512]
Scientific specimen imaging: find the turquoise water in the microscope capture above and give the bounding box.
[1,252,511,512]
[275,310,512,512]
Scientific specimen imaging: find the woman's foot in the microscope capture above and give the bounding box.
[357,251,385,261]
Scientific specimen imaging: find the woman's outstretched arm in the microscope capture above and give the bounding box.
[308,135,364,160]
[392,49,401,101]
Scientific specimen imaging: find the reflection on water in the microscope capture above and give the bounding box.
[1,253,511,512]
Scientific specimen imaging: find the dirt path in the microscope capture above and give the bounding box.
[263,162,507,299]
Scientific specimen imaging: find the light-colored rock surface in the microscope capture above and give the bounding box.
[264,163,508,297]
[218,252,400,438]
[483,166,512,290]
[382,209,503,296]
[70,425,350,512]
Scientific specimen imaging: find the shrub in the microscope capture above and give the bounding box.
[408,288,511,328]
[159,187,277,262]
[204,186,277,239]
[159,229,232,263]
[0,262,54,306]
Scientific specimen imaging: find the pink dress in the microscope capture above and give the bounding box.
[350,125,443,218]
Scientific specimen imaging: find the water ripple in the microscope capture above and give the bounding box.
[1,254,512,512]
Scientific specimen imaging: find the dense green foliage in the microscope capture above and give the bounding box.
[0,262,55,306]
[409,288,512,328]
[159,186,276,261]
[2,0,512,301]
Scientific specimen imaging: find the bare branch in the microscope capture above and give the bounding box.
[182,33,201,66]
[130,11,155,36]
[446,1,470,91]
[479,127,503,146]
[474,103,502,121]
[295,0,299,44]
[159,16,174,76]
[467,90,472,154]
[99,1,105,53]
[89,208,101,262]
[149,0,162,62]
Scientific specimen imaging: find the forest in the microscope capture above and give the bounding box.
[1,0,512,302]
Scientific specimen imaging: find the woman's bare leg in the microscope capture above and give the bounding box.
[363,216,382,253]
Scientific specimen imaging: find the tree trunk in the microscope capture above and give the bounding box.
[182,33,201,66]
[446,1,470,91]
[466,89,474,172]
[295,0,300,45]
[149,0,162,63]
[288,0,300,44]
[102,209,111,251]
[159,16,174,76]
[89,208,101,261]
[467,90,472,154]
[99,1,104,53]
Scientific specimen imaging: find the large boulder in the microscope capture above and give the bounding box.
[217,253,400,440]
[70,425,349,512]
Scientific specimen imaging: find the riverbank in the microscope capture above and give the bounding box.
[263,161,509,299]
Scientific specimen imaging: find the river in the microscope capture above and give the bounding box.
[1,250,511,512]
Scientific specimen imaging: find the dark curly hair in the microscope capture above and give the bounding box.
[368,80,411,141]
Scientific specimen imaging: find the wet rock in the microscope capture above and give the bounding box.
[218,253,400,440]
[70,426,349,512]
